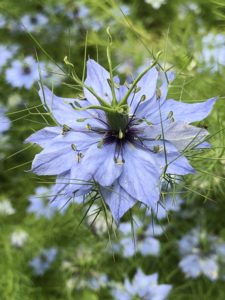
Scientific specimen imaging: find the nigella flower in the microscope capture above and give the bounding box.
[20,13,48,33]
[178,227,225,281]
[200,33,225,71]
[0,44,18,71]
[114,217,163,257]
[6,56,46,89]
[29,247,57,276]
[111,268,172,300]
[27,186,59,219]
[0,107,11,134]
[26,58,217,223]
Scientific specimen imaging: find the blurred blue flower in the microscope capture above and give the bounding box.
[112,268,172,300]
[200,33,225,71]
[20,13,48,33]
[178,227,225,281]
[6,56,46,89]
[0,107,11,134]
[29,247,57,276]
[149,193,183,220]
[88,273,108,290]
[27,186,58,219]
[116,217,163,257]
[26,59,217,222]
[0,44,18,71]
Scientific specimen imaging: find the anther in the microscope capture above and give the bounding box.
[62,124,71,135]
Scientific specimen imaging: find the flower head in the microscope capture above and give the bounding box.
[29,247,57,276]
[6,56,45,89]
[178,227,225,281]
[115,217,163,257]
[20,13,48,33]
[111,268,172,300]
[27,186,59,219]
[26,58,217,223]
[0,44,18,70]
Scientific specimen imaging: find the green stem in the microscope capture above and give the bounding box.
[119,60,158,107]
[72,73,112,108]
[107,45,117,106]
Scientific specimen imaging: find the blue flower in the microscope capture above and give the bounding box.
[178,227,225,281]
[6,56,46,89]
[20,13,48,33]
[0,107,10,134]
[27,186,58,219]
[0,44,18,71]
[200,33,225,71]
[26,59,217,222]
[29,247,57,276]
[111,268,172,300]
[115,217,163,257]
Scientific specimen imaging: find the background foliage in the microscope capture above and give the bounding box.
[0,0,225,299]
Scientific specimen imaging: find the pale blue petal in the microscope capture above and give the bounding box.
[101,182,136,223]
[149,285,172,300]
[139,237,160,256]
[148,97,217,125]
[200,256,218,281]
[160,97,217,123]
[31,146,75,175]
[128,67,158,114]
[84,59,112,105]
[25,127,61,147]
[39,85,77,125]
[77,143,123,187]
[119,144,161,208]
[179,254,201,278]
[163,122,209,151]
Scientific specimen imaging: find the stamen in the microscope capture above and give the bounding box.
[76,152,84,163]
[71,144,77,151]
[155,134,162,140]
[62,124,71,135]
[86,124,91,130]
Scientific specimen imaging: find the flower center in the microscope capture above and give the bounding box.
[23,65,31,75]
[106,111,129,133]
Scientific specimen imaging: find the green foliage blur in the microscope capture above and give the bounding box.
[0,0,225,299]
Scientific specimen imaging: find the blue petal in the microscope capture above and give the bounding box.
[139,237,160,256]
[101,182,136,223]
[31,147,75,175]
[128,67,158,114]
[119,144,161,208]
[148,97,217,124]
[39,85,78,125]
[163,122,209,151]
[30,134,78,175]
[25,127,61,148]
[75,143,123,187]
[150,141,196,175]
[84,59,112,105]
